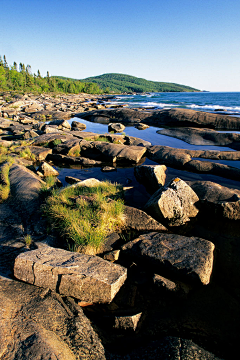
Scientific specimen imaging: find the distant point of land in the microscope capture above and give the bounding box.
[59,73,200,94]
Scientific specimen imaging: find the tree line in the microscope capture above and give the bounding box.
[0,55,102,94]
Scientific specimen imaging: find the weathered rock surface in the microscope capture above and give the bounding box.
[14,246,127,303]
[158,127,240,149]
[80,141,146,164]
[53,138,81,155]
[135,123,149,130]
[147,145,240,181]
[47,119,71,130]
[76,107,240,129]
[65,175,82,184]
[123,205,167,232]
[9,164,44,216]
[37,161,59,176]
[32,132,74,146]
[122,232,215,285]
[47,153,102,166]
[147,145,192,167]
[144,178,199,226]
[134,164,167,194]
[108,122,126,133]
[71,120,87,130]
[114,312,142,331]
[188,180,240,220]
[0,279,106,360]
[106,336,223,359]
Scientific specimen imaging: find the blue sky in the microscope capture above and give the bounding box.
[1,0,240,91]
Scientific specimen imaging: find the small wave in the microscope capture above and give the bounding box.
[189,104,240,112]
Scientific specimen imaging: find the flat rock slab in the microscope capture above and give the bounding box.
[32,133,75,146]
[80,141,146,164]
[158,127,240,149]
[0,279,106,360]
[123,205,167,232]
[122,232,215,285]
[14,246,127,303]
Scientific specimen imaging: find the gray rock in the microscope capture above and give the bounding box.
[0,279,106,360]
[32,133,74,146]
[108,123,126,133]
[147,145,192,167]
[71,120,86,130]
[153,274,189,297]
[14,246,127,303]
[144,178,199,226]
[188,180,240,220]
[157,127,240,149]
[47,153,102,166]
[77,107,240,129]
[134,164,167,194]
[135,123,150,130]
[47,119,71,130]
[80,141,146,164]
[106,336,223,359]
[26,146,52,161]
[37,162,59,176]
[123,205,167,232]
[9,164,44,216]
[53,138,81,155]
[114,312,142,331]
[122,232,215,285]
[65,175,82,184]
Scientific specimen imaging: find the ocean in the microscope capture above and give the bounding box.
[110,92,240,116]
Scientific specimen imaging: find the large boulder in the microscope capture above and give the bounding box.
[9,164,44,216]
[47,119,71,130]
[122,232,215,285]
[123,205,167,232]
[37,162,59,176]
[188,181,240,220]
[144,178,199,226]
[32,133,75,146]
[157,127,240,149]
[0,279,106,360]
[71,120,86,130]
[134,164,167,194]
[14,246,127,303]
[147,145,192,167]
[76,108,240,129]
[80,141,146,164]
[108,123,125,133]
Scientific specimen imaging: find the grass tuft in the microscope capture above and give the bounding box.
[42,181,125,254]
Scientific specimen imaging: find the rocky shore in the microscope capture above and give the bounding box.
[0,93,240,359]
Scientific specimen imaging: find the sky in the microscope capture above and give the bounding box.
[1,0,240,91]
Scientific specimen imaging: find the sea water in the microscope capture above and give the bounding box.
[111,92,240,116]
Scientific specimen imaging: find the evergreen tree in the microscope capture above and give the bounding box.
[3,55,8,70]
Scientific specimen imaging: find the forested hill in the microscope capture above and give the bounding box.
[81,73,199,93]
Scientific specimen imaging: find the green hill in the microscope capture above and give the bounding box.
[81,73,199,93]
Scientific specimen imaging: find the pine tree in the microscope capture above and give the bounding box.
[3,55,8,69]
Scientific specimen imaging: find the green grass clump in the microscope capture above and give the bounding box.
[0,159,14,202]
[43,181,125,254]
[19,147,36,161]
[52,139,62,146]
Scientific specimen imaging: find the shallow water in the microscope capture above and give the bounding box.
[55,116,240,201]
